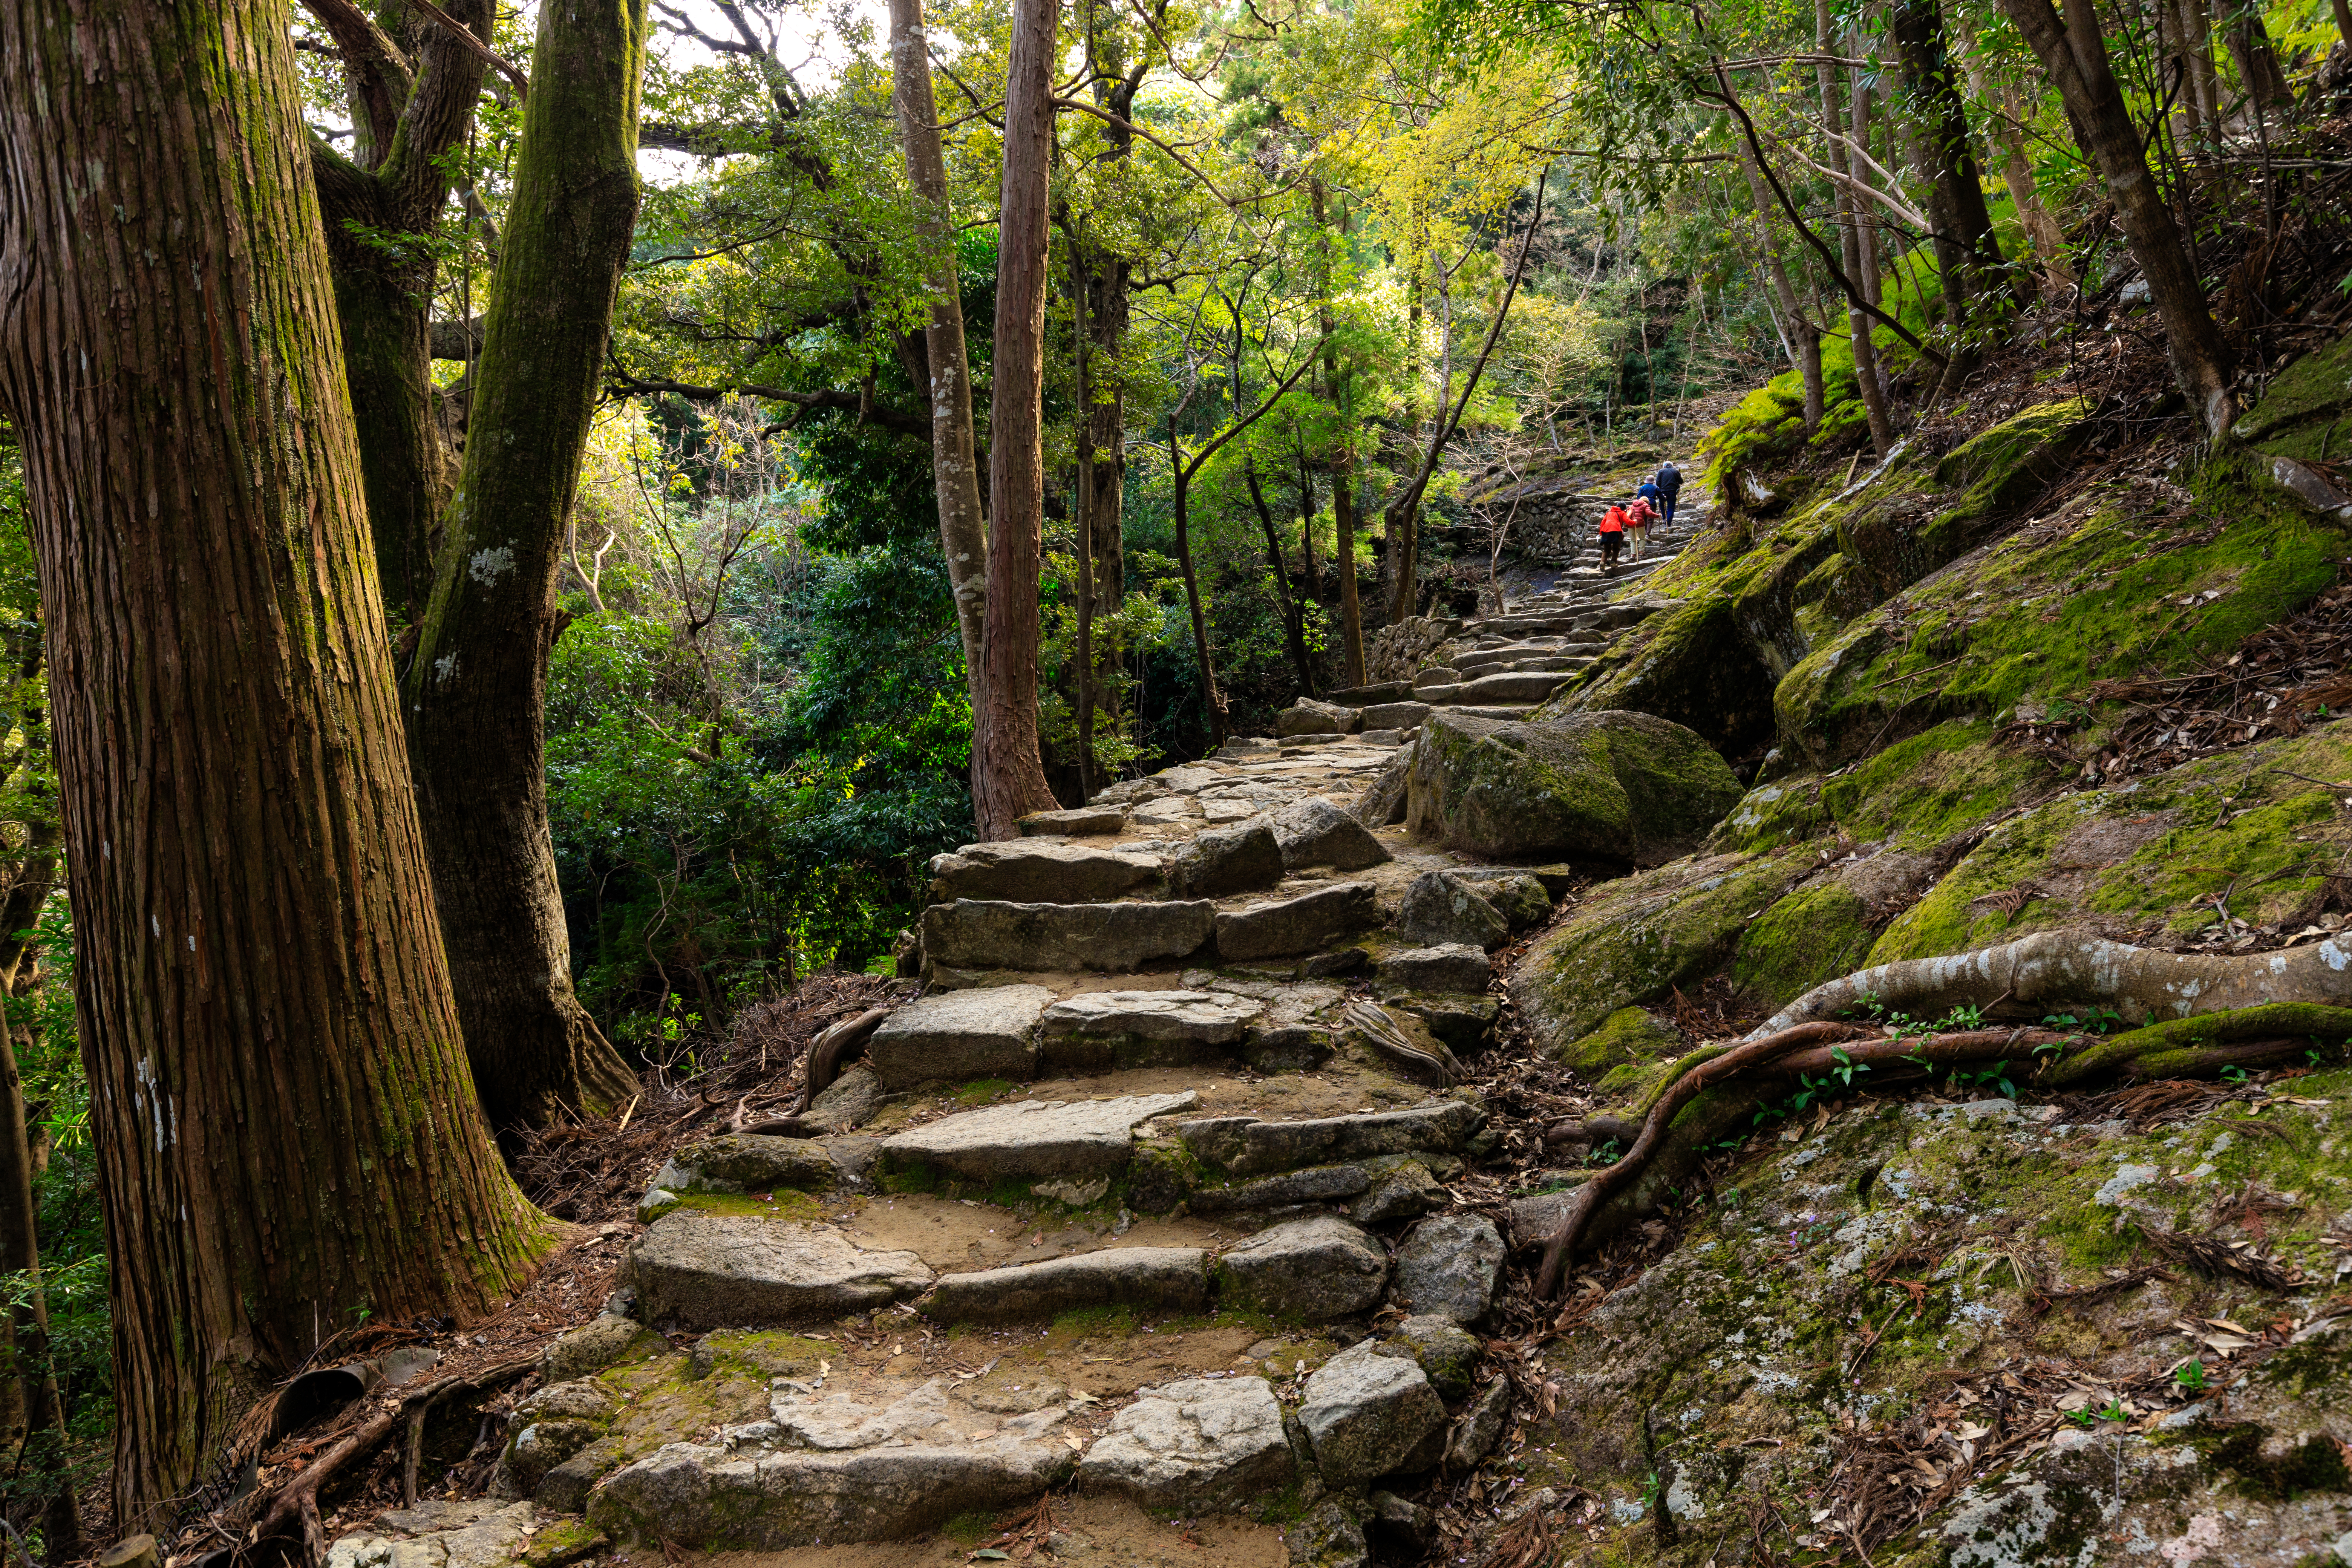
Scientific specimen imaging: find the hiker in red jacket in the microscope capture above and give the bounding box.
[1599,502,1628,571]
[1626,493,1656,560]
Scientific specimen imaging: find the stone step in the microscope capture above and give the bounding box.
[880,1090,1202,1184]
[927,842,1164,905]
[1410,671,1570,705]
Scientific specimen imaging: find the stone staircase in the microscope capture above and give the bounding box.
[332,490,1707,1568]
[1277,507,1702,738]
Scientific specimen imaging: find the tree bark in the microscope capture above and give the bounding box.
[974,0,1064,839]
[1310,181,1367,686]
[1889,0,2010,333]
[1068,229,1096,799]
[1999,0,2238,436]
[1246,462,1317,697]
[310,0,497,622]
[1975,71,2075,285]
[403,0,648,1132]
[2218,0,2295,112]
[889,0,987,684]
[0,0,545,1525]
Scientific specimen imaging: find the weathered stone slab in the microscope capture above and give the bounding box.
[922,900,1216,973]
[1213,882,1382,962]
[625,1215,932,1328]
[1447,868,1553,928]
[1358,701,1433,731]
[1392,1316,1480,1402]
[1187,1163,1372,1214]
[1179,1101,1482,1177]
[1017,805,1131,837]
[927,842,1162,904]
[925,1247,1210,1322]
[1374,945,1490,994]
[1398,871,1510,951]
[1389,1215,1504,1325]
[1268,797,1393,872]
[588,1382,1072,1548]
[653,1134,839,1196]
[1035,991,1264,1074]
[1214,1215,1387,1320]
[1320,681,1414,706]
[867,986,1051,1089]
[880,1092,1200,1181]
[1277,698,1363,737]
[1298,1341,1446,1483]
[1078,1376,1295,1510]
[1165,822,1285,898]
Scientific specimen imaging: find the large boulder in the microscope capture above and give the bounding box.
[1405,709,1740,864]
[1165,822,1285,898]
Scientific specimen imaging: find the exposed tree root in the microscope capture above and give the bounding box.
[1536,984,2352,1300]
[790,1006,890,1114]
[1750,930,2352,1037]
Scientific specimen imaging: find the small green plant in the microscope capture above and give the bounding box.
[1589,1138,1622,1165]
[2070,1407,2097,1429]
[2100,1398,2129,1423]
[1720,1187,1742,1207]
[1638,1470,1662,1510]
[1940,1003,1986,1030]
[1828,1045,1870,1089]
[2176,1359,2208,1393]
[2219,1064,2250,1084]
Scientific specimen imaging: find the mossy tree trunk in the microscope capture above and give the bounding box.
[1889,0,2010,372]
[306,0,496,622]
[888,0,986,683]
[974,0,1064,839]
[1816,0,1896,453]
[2000,0,2237,437]
[0,0,546,1525]
[403,0,648,1131]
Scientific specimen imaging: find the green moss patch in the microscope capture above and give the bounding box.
[1557,1005,1686,1078]
[1729,881,1877,1008]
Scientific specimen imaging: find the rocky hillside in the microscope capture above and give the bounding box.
[304,337,2352,1568]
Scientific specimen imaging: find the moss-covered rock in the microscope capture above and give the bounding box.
[1554,1005,1685,1078]
[2233,329,2352,458]
[1508,849,1813,1051]
[1548,591,1779,753]
[1866,720,2352,964]
[1729,880,1877,1008]
[1404,709,1742,863]
[1776,455,2341,766]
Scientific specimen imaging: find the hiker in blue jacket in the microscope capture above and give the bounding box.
[1655,460,1683,526]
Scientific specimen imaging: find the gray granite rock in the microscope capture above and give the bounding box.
[1367,1491,1439,1557]
[928,842,1162,904]
[1276,698,1360,737]
[881,1092,1200,1181]
[1398,871,1510,951]
[1358,701,1433,731]
[326,1502,552,1568]
[1178,1100,1483,1177]
[654,1134,839,1196]
[1389,994,1500,1052]
[924,1247,1210,1322]
[625,1214,933,1328]
[1447,868,1553,928]
[1389,1215,1504,1324]
[1078,1376,1295,1510]
[1214,882,1382,962]
[1215,1215,1387,1320]
[1392,1315,1480,1402]
[588,1382,1072,1548]
[867,985,1051,1089]
[1041,989,1262,1046]
[1017,805,1131,836]
[1268,797,1394,872]
[1285,1499,1368,1568]
[1238,1026,1334,1073]
[1348,1159,1444,1224]
[539,1313,652,1383]
[1350,749,1411,828]
[1166,823,1285,898]
[922,899,1216,973]
[1374,944,1489,994]
[1187,1163,1373,1214]
[1444,1378,1513,1470]
[808,1063,884,1127]
[1299,1340,1446,1483]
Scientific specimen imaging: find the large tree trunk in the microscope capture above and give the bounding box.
[309,0,496,622]
[1973,69,2074,286]
[1735,138,1825,427]
[2000,0,2237,436]
[0,0,545,1524]
[1889,0,2009,340]
[1246,462,1317,697]
[2219,0,2295,112]
[889,0,987,682]
[403,0,648,1132]
[974,0,1063,839]
[1310,181,1367,686]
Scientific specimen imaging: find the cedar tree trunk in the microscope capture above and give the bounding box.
[0,0,545,1525]
[1890,0,2010,346]
[404,0,648,1131]
[1736,139,1825,427]
[1818,1,1896,452]
[974,0,1063,839]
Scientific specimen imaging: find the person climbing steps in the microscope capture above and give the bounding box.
[1599,500,1627,572]
[1656,459,1681,527]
